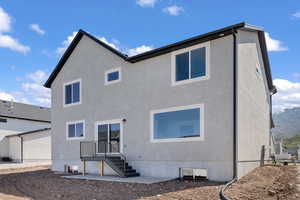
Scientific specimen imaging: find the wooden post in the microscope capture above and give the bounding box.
[260,145,265,167]
[83,161,86,176]
[100,160,104,176]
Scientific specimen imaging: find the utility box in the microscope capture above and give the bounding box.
[179,168,207,180]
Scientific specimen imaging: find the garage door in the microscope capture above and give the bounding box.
[22,130,51,162]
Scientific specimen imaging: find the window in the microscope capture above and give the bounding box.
[96,120,122,153]
[64,79,81,106]
[172,43,210,86]
[150,104,204,143]
[66,121,85,139]
[0,118,7,123]
[105,68,121,85]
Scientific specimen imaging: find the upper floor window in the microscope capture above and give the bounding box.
[66,120,85,140]
[64,79,81,106]
[0,118,7,123]
[172,42,210,86]
[105,68,121,85]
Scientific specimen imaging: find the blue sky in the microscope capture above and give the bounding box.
[0,0,299,112]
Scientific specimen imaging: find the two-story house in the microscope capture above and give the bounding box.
[44,22,276,181]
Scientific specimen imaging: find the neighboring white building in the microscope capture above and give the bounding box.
[0,100,51,163]
[273,138,291,160]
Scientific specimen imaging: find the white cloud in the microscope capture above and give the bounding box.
[0,34,30,54]
[163,5,184,16]
[56,32,121,56]
[56,31,78,55]
[2,70,51,107]
[137,0,157,7]
[127,45,153,56]
[273,79,300,112]
[27,70,48,84]
[292,12,300,19]
[21,70,51,106]
[264,32,288,52]
[0,90,15,101]
[292,73,300,78]
[97,36,119,50]
[0,7,30,54]
[0,7,11,33]
[29,24,45,35]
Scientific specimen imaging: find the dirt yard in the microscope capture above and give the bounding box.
[225,165,299,200]
[0,166,223,200]
[0,165,298,200]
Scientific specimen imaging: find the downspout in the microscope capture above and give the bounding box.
[20,136,23,163]
[232,29,238,179]
[220,29,238,200]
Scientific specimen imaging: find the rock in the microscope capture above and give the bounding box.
[268,190,276,196]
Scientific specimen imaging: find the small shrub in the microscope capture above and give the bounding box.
[1,157,12,162]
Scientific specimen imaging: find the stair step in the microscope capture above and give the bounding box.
[105,156,139,178]
[125,172,140,177]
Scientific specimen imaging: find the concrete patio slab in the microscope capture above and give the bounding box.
[62,174,174,184]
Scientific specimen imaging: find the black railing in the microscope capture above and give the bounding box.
[80,140,127,175]
[80,141,96,158]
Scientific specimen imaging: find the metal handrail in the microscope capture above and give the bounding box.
[80,140,126,172]
[80,141,96,158]
[118,152,127,172]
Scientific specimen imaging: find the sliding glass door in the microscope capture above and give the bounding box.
[96,121,121,154]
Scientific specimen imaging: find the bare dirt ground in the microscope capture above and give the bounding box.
[225,165,299,200]
[0,166,223,200]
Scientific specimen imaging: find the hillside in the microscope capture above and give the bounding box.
[272,107,300,138]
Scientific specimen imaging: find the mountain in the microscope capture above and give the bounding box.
[272,107,300,138]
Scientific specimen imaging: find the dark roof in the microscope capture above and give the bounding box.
[44,22,276,93]
[6,128,51,138]
[0,100,51,123]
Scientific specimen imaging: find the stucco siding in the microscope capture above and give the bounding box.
[236,30,271,178]
[51,34,235,181]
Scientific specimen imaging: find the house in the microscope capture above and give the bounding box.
[44,22,276,181]
[0,100,51,163]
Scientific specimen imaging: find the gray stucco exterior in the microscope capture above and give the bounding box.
[236,30,272,178]
[49,26,273,181]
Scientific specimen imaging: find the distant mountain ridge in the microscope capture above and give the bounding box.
[272,107,300,138]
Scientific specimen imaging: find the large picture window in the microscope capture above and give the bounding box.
[150,104,204,143]
[172,43,210,86]
[64,79,81,106]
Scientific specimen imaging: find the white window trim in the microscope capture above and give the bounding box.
[94,119,123,154]
[150,104,205,143]
[63,78,82,107]
[66,120,85,140]
[105,67,121,86]
[171,42,210,86]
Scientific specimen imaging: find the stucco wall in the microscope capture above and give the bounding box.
[0,118,50,157]
[236,30,271,178]
[51,34,235,181]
